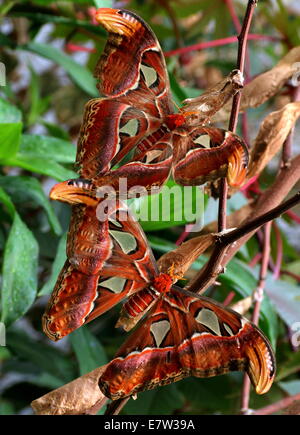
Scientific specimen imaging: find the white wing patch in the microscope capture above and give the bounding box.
[101,276,127,294]
[108,217,122,228]
[195,308,221,336]
[193,134,210,148]
[109,230,137,254]
[141,64,158,88]
[119,118,139,137]
[150,320,170,347]
[224,323,234,336]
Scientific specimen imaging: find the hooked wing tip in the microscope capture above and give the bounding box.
[244,325,276,395]
[49,180,97,206]
[95,8,141,37]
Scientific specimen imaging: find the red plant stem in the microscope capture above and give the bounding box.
[65,43,96,53]
[285,209,300,224]
[248,252,262,268]
[219,1,257,233]
[164,34,280,57]
[223,0,251,81]
[272,222,283,280]
[281,269,300,283]
[241,221,272,414]
[222,290,236,306]
[253,393,300,415]
[223,0,242,33]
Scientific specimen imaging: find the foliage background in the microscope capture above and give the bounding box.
[0,0,300,415]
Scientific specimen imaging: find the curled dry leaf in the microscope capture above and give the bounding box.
[227,102,300,196]
[229,296,252,315]
[213,46,300,122]
[248,102,300,177]
[31,365,107,415]
[157,234,214,277]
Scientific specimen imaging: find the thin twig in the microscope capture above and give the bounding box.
[164,34,281,57]
[240,222,272,414]
[218,0,257,232]
[187,188,300,294]
[272,222,283,280]
[105,397,131,415]
[253,393,300,415]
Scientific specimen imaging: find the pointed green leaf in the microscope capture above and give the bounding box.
[0,176,62,235]
[3,155,77,181]
[20,42,98,97]
[39,232,67,296]
[20,134,76,163]
[69,326,108,376]
[0,122,22,159]
[1,213,38,325]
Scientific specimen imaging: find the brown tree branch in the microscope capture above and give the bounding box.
[240,222,272,414]
[253,393,300,415]
[187,153,300,294]
[218,0,257,232]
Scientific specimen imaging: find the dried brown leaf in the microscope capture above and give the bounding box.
[213,46,300,121]
[157,234,214,278]
[230,296,252,315]
[31,365,108,415]
[247,102,300,179]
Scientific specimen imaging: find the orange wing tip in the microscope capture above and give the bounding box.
[50,180,97,206]
[227,156,247,188]
[95,8,141,37]
[245,334,276,395]
[42,315,63,342]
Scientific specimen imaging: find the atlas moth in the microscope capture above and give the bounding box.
[42,9,274,401]
[43,200,275,400]
[49,7,248,207]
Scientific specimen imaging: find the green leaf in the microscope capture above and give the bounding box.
[279,380,300,395]
[10,12,105,36]
[1,213,38,326]
[123,383,185,415]
[20,134,76,163]
[20,42,98,97]
[6,328,76,384]
[265,277,300,329]
[26,65,50,126]
[94,0,113,7]
[39,232,67,296]
[41,121,70,141]
[0,122,22,159]
[0,187,15,218]
[69,326,108,376]
[178,375,241,414]
[3,155,77,181]
[276,351,300,382]
[222,261,279,348]
[0,97,22,123]
[0,176,62,235]
[131,181,204,231]
[0,400,15,415]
